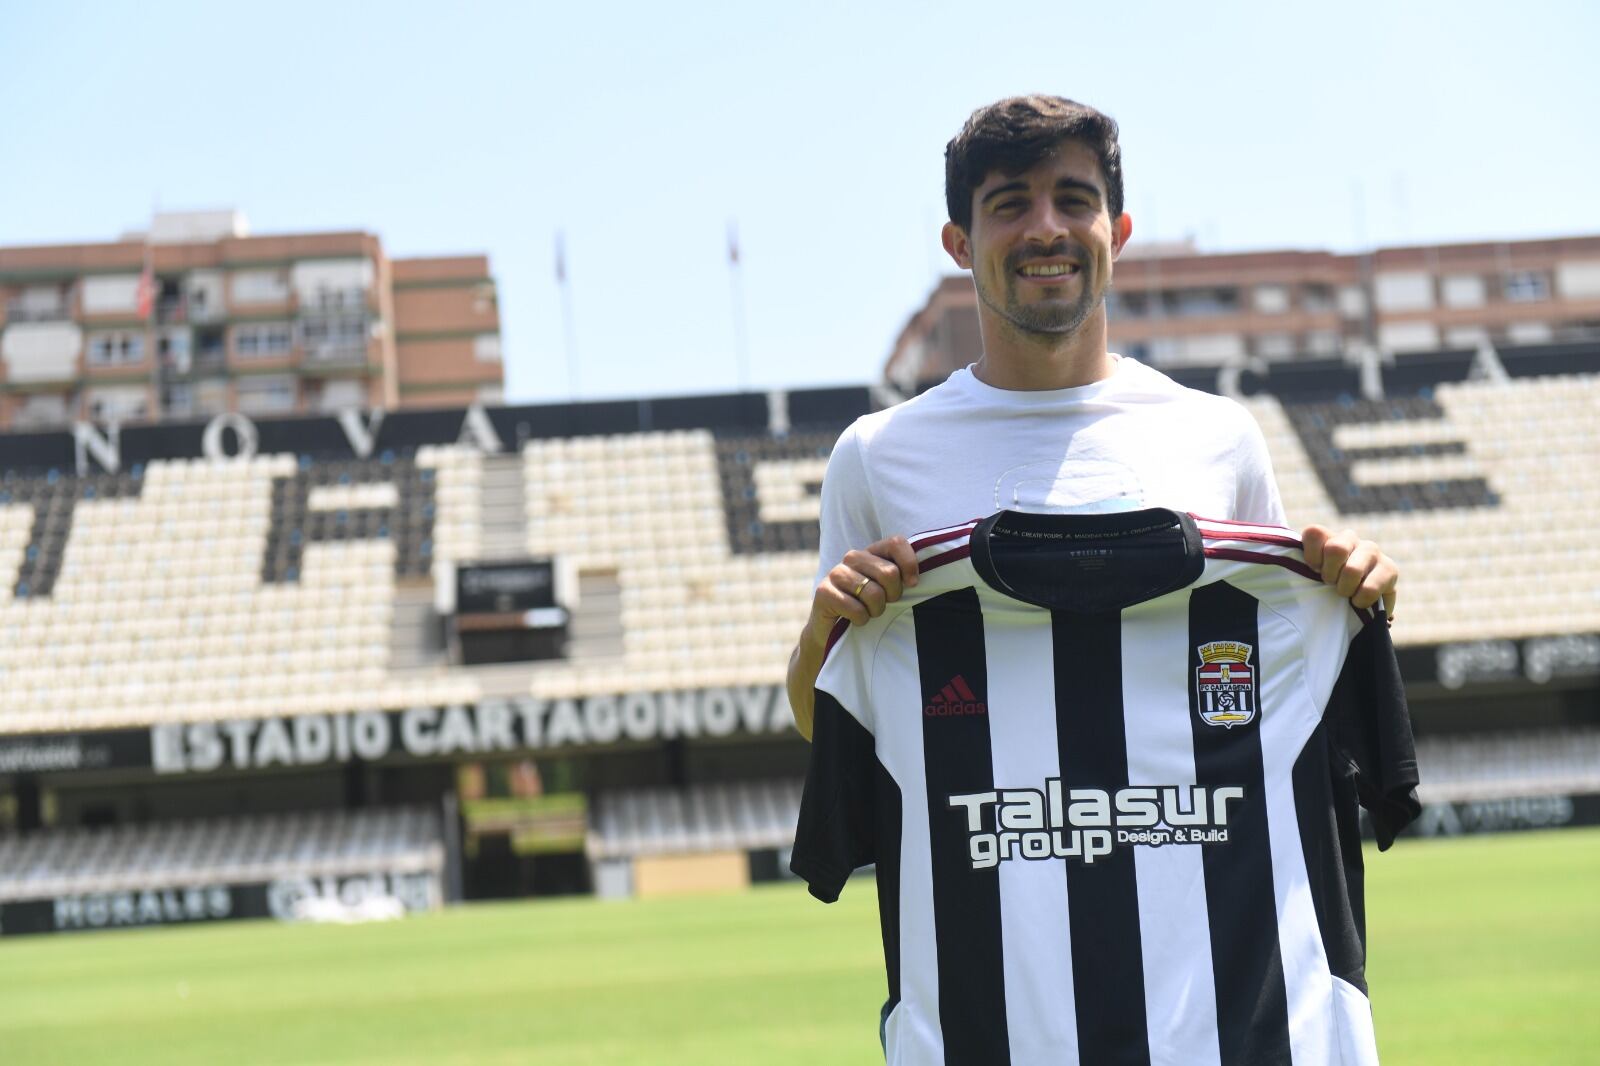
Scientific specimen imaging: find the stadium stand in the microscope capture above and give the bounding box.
[2,370,1596,729]
[0,806,443,902]
[587,778,803,861]
[1,345,1598,917]
[521,429,824,697]
[1413,728,1600,803]
[1246,372,1600,646]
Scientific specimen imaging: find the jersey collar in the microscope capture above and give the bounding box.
[967,507,1206,614]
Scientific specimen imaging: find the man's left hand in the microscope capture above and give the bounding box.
[1300,525,1398,621]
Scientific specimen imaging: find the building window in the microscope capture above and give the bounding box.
[87,331,145,365]
[1113,292,1149,318]
[1254,333,1297,359]
[195,380,229,416]
[1179,333,1245,363]
[300,315,368,360]
[162,383,194,418]
[15,394,70,429]
[1441,274,1487,308]
[80,275,141,316]
[9,284,72,322]
[183,272,226,322]
[1556,260,1600,300]
[1145,338,1183,364]
[289,259,373,307]
[1377,321,1441,353]
[194,327,226,369]
[1374,271,1434,312]
[1445,326,1491,349]
[157,327,192,372]
[234,322,294,358]
[236,376,297,414]
[1167,288,1239,317]
[474,334,502,363]
[1506,321,1553,344]
[86,387,149,423]
[1300,285,1336,314]
[1337,286,1366,319]
[316,379,366,412]
[304,288,367,312]
[232,270,289,304]
[1253,286,1290,315]
[1503,271,1549,303]
[472,282,496,314]
[1305,330,1342,356]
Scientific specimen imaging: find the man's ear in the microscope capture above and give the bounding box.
[941,221,972,270]
[1111,212,1133,260]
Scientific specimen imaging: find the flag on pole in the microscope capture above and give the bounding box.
[135,258,155,320]
[555,230,579,398]
[726,219,749,391]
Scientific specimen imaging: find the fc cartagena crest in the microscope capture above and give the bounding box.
[1195,641,1257,728]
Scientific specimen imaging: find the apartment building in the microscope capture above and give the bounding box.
[0,211,502,430]
[885,235,1600,387]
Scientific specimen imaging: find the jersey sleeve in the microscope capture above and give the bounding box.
[790,619,881,902]
[1325,610,1421,849]
[1232,407,1290,526]
[790,687,879,902]
[814,421,884,588]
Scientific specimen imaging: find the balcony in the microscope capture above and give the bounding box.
[155,295,186,325]
[5,301,71,323]
[190,326,227,372]
[303,342,371,367]
[298,311,371,367]
[11,395,73,431]
[300,288,369,313]
[1109,288,1242,320]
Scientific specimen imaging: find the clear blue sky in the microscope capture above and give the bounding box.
[3,1,1597,403]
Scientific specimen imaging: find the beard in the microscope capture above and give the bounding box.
[977,243,1103,337]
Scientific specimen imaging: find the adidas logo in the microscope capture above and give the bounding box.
[924,674,987,717]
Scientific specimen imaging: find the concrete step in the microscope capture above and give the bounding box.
[390,587,445,670]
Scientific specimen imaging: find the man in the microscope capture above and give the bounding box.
[787,95,1398,740]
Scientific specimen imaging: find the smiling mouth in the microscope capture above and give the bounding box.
[1016,261,1082,281]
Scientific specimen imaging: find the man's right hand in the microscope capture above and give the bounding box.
[788,535,922,740]
[808,536,922,638]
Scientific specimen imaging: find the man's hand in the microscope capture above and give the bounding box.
[1300,525,1399,620]
[788,535,921,740]
[809,536,922,637]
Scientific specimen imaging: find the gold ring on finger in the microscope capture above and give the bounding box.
[852,577,871,599]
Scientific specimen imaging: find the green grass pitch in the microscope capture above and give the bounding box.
[2,828,1596,1064]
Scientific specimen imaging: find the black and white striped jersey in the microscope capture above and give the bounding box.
[792,508,1419,1066]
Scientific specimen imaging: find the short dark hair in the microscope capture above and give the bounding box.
[944,95,1124,232]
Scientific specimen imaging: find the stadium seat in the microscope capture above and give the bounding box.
[1,376,1597,734]
[0,806,443,902]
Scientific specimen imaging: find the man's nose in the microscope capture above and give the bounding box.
[1021,201,1072,247]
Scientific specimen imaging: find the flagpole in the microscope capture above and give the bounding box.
[727,220,750,392]
[555,231,579,399]
[140,212,157,423]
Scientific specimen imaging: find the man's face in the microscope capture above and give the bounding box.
[946,140,1128,338]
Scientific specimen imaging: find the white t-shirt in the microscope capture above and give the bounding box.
[815,357,1287,585]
